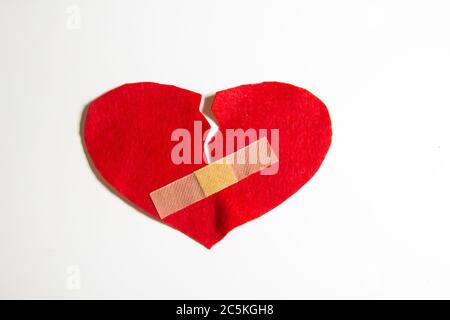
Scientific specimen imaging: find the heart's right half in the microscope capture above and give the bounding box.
[83,81,332,248]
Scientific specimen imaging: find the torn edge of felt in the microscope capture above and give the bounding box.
[149,137,279,219]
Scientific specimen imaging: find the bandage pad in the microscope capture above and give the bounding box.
[194,162,238,197]
[150,137,279,219]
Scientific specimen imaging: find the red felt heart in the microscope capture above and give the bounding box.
[83,82,332,248]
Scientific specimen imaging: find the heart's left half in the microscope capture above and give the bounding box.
[83,82,332,248]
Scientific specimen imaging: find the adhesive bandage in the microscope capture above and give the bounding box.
[150,137,279,219]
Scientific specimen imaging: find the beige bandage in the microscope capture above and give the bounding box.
[150,137,278,219]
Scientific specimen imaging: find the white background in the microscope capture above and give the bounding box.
[1,0,450,299]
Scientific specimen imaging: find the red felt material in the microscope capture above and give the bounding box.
[83,82,332,248]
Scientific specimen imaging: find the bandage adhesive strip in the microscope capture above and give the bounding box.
[150,137,279,219]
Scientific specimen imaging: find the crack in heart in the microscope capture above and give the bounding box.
[199,93,218,164]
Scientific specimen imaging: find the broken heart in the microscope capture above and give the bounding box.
[83,81,332,248]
